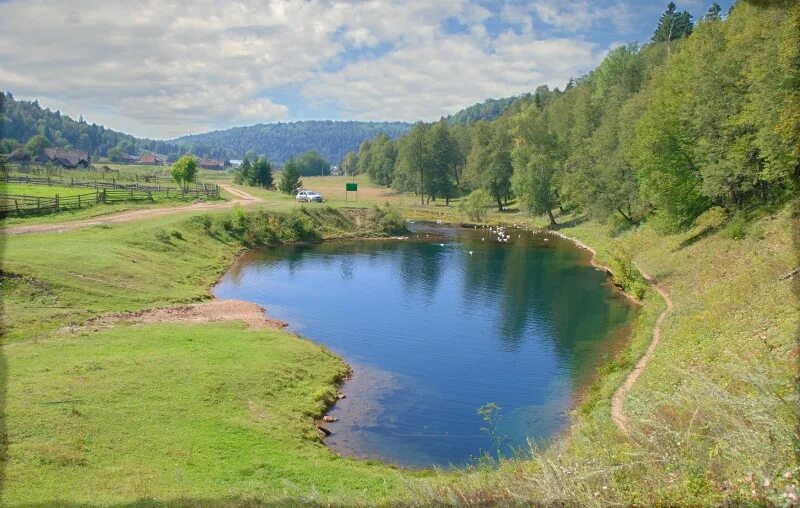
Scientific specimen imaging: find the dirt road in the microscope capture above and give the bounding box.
[1,184,262,235]
[611,265,674,433]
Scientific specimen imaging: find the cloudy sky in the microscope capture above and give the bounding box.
[0,0,731,139]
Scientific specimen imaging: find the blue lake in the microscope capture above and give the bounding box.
[213,223,637,468]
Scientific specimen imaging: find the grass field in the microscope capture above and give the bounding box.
[0,174,796,505]
[0,183,98,197]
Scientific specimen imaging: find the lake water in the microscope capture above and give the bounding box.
[213,223,637,468]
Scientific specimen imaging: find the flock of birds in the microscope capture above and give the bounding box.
[487,225,511,243]
[421,220,551,257]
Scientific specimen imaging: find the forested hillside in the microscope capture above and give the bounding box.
[172,121,411,165]
[0,93,228,161]
[444,94,531,125]
[349,1,798,231]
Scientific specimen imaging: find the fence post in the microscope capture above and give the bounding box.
[55,195,59,212]
[78,194,81,208]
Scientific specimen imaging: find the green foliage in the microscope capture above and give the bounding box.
[278,158,302,194]
[693,206,727,231]
[511,106,563,225]
[24,134,51,155]
[357,133,397,186]
[652,1,694,43]
[363,205,407,235]
[234,155,273,188]
[0,137,21,153]
[477,402,505,457]
[609,251,648,300]
[458,188,492,222]
[295,150,330,177]
[170,154,198,189]
[446,95,530,125]
[463,121,513,211]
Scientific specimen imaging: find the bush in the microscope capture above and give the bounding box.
[610,249,648,300]
[364,205,407,235]
[154,228,172,243]
[720,212,749,240]
[458,189,492,222]
[693,206,728,232]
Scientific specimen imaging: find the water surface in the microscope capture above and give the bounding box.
[213,224,636,468]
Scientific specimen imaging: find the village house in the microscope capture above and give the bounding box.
[199,158,226,170]
[138,153,166,165]
[35,148,90,168]
[3,147,32,165]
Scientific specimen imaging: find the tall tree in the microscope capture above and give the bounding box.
[652,2,694,45]
[425,121,459,205]
[252,157,274,188]
[511,106,564,226]
[278,158,302,194]
[170,155,198,191]
[395,123,431,204]
[295,150,330,176]
[464,121,513,211]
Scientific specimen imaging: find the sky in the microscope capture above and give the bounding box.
[0,0,732,139]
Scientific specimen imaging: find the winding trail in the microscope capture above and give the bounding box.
[611,264,674,433]
[1,184,262,236]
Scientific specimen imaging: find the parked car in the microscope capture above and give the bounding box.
[295,190,324,202]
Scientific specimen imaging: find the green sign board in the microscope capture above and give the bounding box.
[346,183,358,192]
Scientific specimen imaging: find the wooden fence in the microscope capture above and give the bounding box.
[2,174,220,199]
[0,185,217,218]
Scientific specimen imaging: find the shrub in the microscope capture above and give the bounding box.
[610,249,648,300]
[693,206,728,232]
[364,205,407,235]
[154,228,171,243]
[458,189,492,222]
[720,212,749,239]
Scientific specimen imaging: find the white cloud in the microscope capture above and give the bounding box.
[0,0,625,138]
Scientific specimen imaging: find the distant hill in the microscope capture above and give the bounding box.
[172,121,412,165]
[0,92,227,161]
[445,95,531,125]
[1,91,526,165]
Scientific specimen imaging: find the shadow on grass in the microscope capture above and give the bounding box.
[551,215,589,230]
[672,225,720,252]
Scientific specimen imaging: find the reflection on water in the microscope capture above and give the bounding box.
[214,224,637,468]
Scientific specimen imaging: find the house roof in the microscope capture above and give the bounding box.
[5,147,30,162]
[43,148,89,166]
[199,158,224,167]
[139,153,164,164]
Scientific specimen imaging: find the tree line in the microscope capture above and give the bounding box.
[345,1,799,231]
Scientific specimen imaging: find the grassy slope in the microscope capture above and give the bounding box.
[0,208,421,506]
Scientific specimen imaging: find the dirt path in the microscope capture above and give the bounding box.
[1,184,262,235]
[611,264,673,433]
[61,299,288,334]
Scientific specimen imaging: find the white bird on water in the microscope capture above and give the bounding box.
[469,251,474,255]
